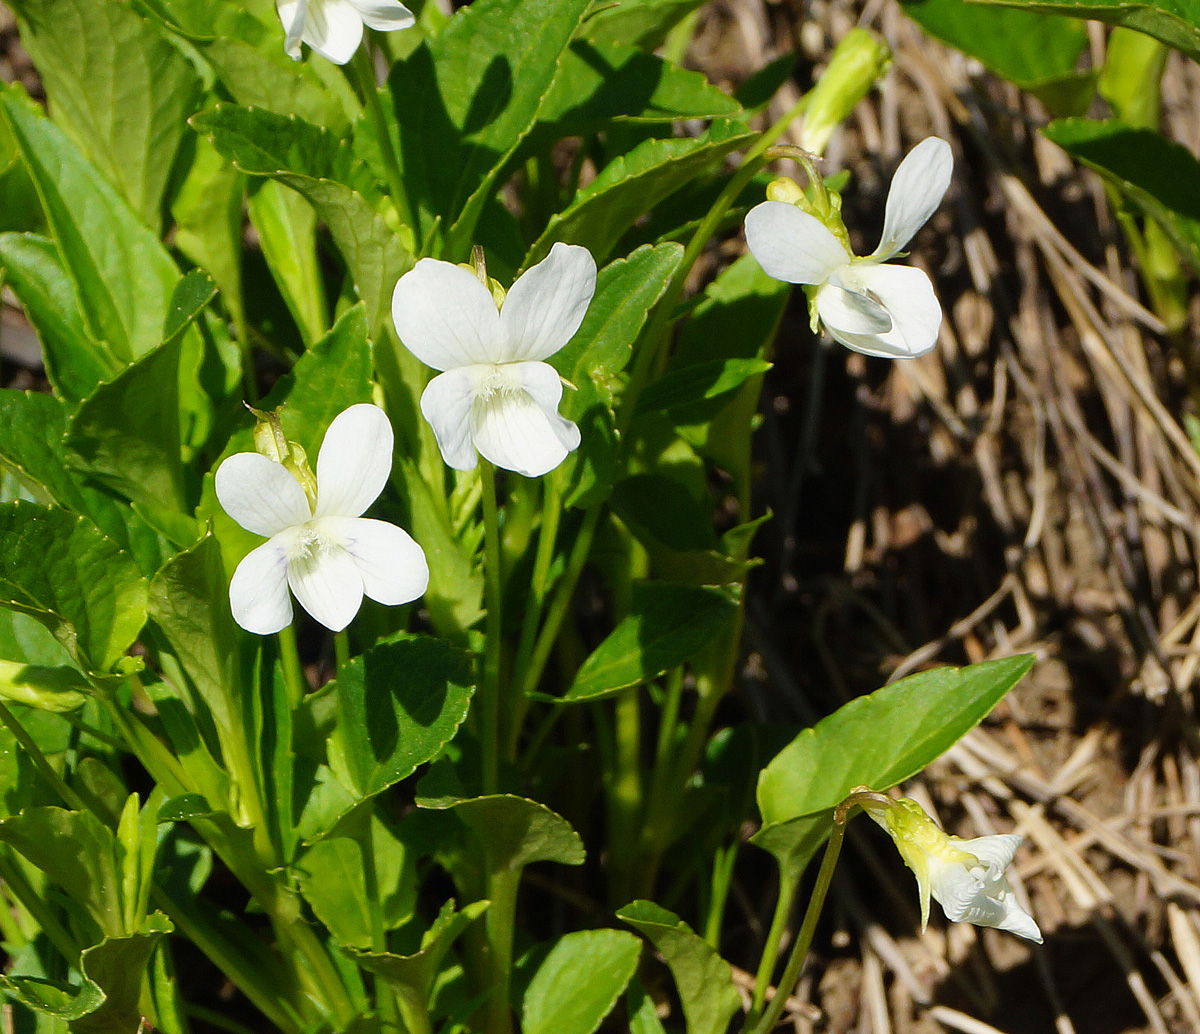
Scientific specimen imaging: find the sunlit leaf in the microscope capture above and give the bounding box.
[522,929,641,1034]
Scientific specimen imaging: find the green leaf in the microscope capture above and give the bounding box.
[0,805,123,937]
[347,899,488,1021]
[0,389,170,575]
[753,656,1035,879]
[387,0,593,254]
[417,785,586,873]
[550,243,683,508]
[527,120,755,265]
[326,636,475,802]
[1,89,179,363]
[617,901,741,1034]
[583,0,709,50]
[0,233,117,402]
[191,104,411,333]
[522,929,642,1034]
[73,913,173,1034]
[969,0,1200,62]
[903,0,1089,105]
[637,358,772,414]
[557,584,739,703]
[537,39,741,130]
[7,0,202,226]
[64,336,187,513]
[0,659,89,711]
[164,269,219,348]
[1042,117,1200,273]
[0,974,105,1021]
[0,502,148,675]
[297,814,414,949]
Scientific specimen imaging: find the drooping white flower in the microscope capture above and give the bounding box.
[864,797,1043,943]
[391,242,596,478]
[215,403,428,635]
[744,136,953,358]
[276,0,414,65]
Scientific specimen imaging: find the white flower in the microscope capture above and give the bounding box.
[391,242,596,478]
[865,797,1043,943]
[215,403,428,635]
[276,0,414,65]
[744,136,953,358]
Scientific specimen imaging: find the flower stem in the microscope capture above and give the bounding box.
[743,817,848,1034]
[351,46,419,252]
[479,458,504,794]
[276,623,308,710]
[335,629,351,672]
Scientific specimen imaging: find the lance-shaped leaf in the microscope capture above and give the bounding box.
[584,0,709,50]
[0,90,179,363]
[753,656,1035,883]
[553,584,739,703]
[617,901,741,1034]
[384,0,592,255]
[636,358,773,415]
[64,335,187,513]
[0,233,117,403]
[970,0,1200,63]
[7,0,202,226]
[192,104,411,333]
[1043,117,1200,273]
[522,929,642,1034]
[0,502,147,675]
[526,120,755,265]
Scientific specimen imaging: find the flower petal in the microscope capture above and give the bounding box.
[229,538,294,635]
[815,281,893,337]
[471,362,578,478]
[287,540,364,631]
[300,0,365,64]
[823,263,941,358]
[499,242,597,362]
[276,0,307,59]
[872,137,953,260]
[744,200,850,285]
[319,516,429,605]
[393,258,502,370]
[215,452,312,537]
[348,0,415,30]
[314,403,393,519]
[927,855,986,923]
[960,834,1023,872]
[421,368,480,471]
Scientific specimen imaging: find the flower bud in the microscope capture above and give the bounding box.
[766,177,806,205]
[800,29,891,155]
[249,406,317,507]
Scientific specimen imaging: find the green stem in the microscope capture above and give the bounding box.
[335,630,352,672]
[607,687,643,906]
[360,820,400,1031]
[0,699,86,811]
[351,47,418,251]
[743,818,848,1034]
[480,458,504,794]
[483,867,521,1034]
[747,875,799,1020]
[509,471,563,753]
[276,623,308,710]
[0,850,82,964]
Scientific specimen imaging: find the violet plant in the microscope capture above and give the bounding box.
[0,2,1075,1032]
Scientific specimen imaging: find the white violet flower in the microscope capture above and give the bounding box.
[744,136,953,358]
[391,242,596,478]
[276,0,414,65]
[865,797,1043,943]
[215,403,429,635]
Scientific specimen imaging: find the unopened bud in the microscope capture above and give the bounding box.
[766,177,806,205]
[800,29,891,155]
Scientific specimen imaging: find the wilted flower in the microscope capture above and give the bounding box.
[391,242,596,478]
[276,0,414,65]
[744,136,952,358]
[863,796,1043,943]
[215,403,428,635]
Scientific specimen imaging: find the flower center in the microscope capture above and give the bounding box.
[284,521,333,562]
[473,364,523,402]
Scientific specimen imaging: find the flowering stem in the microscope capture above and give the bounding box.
[479,459,504,794]
[743,815,849,1034]
[350,47,419,252]
[276,623,308,710]
[334,630,351,672]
